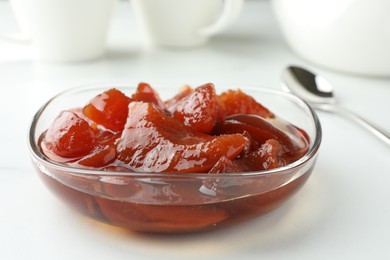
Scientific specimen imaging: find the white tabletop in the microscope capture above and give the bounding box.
[1,1,390,259]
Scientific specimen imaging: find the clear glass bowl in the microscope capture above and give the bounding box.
[28,84,322,233]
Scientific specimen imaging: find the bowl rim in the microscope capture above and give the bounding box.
[28,83,322,178]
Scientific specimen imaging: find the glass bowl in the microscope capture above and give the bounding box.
[28,84,322,233]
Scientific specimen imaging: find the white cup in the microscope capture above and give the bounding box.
[1,0,116,62]
[272,0,390,76]
[132,0,244,48]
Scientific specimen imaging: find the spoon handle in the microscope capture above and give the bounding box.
[315,104,390,147]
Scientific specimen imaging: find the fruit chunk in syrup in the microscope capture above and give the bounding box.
[82,88,131,132]
[166,83,218,133]
[43,111,96,158]
[116,101,247,173]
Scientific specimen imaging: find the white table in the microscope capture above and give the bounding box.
[1,1,389,259]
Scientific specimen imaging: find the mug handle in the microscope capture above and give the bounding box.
[200,0,244,36]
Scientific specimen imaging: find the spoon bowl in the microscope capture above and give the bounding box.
[282,65,390,147]
[283,66,335,105]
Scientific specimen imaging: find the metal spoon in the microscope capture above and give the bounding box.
[282,65,390,147]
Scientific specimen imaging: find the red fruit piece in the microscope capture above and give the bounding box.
[240,139,287,171]
[82,88,131,132]
[210,139,287,173]
[44,111,96,158]
[131,82,165,110]
[164,85,193,108]
[75,145,116,168]
[218,89,274,118]
[116,102,248,173]
[213,114,298,155]
[167,83,218,133]
[74,131,120,168]
[209,156,247,173]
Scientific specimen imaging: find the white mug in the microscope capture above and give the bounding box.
[132,0,244,48]
[272,0,390,76]
[1,0,116,62]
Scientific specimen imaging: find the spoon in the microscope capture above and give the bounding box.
[282,65,390,147]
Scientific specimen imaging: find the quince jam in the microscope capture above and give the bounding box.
[36,83,313,233]
[40,83,309,173]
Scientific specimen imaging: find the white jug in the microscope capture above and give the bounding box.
[272,0,390,76]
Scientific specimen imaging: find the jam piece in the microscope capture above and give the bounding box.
[218,89,274,118]
[116,102,247,173]
[44,111,96,158]
[209,156,246,173]
[210,139,286,173]
[131,82,165,111]
[238,139,287,171]
[164,86,193,108]
[213,114,299,155]
[240,130,261,155]
[167,83,218,133]
[83,88,131,132]
[74,131,121,168]
[75,144,116,168]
